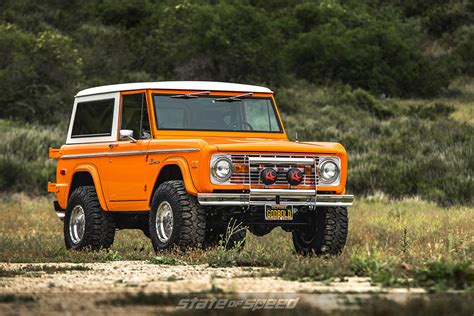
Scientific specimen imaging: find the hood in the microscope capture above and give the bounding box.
[202,137,345,155]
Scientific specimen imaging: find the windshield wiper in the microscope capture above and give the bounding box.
[170,91,211,99]
[214,92,253,102]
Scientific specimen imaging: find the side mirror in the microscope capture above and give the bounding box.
[119,129,137,143]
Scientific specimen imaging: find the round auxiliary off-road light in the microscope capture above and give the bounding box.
[287,168,304,186]
[260,168,277,185]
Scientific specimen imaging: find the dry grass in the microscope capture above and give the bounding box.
[0,194,154,262]
[0,193,472,290]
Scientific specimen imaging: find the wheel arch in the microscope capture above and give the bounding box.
[149,157,198,206]
[68,164,109,211]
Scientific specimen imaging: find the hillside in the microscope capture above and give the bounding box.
[0,0,473,205]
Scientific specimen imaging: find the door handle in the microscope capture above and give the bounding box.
[108,143,118,149]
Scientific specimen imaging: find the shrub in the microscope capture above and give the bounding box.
[286,5,451,97]
[0,24,81,124]
[0,119,64,193]
[424,2,473,37]
[345,88,395,119]
[405,102,455,120]
[453,26,474,77]
[412,261,474,291]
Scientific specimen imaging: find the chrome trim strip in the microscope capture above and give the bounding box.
[199,193,248,200]
[148,148,200,154]
[198,193,354,206]
[61,148,200,159]
[248,157,315,164]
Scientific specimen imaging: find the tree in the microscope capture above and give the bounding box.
[0,24,81,123]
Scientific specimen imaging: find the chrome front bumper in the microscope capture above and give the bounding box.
[198,189,353,207]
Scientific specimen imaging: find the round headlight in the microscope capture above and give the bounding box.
[319,160,339,183]
[212,157,233,182]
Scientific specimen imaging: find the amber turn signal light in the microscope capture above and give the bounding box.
[233,163,249,173]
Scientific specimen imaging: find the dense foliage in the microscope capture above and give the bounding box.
[1,0,473,123]
[0,0,473,205]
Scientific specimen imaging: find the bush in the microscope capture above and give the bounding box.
[452,26,474,77]
[412,261,474,291]
[405,102,455,120]
[0,24,81,124]
[0,119,64,193]
[287,18,451,97]
[156,2,285,84]
[344,88,395,119]
[424,2,473,37]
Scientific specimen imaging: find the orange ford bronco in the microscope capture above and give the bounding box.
[48,81,353,255]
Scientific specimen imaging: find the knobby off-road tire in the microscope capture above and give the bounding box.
[205,220,247,250]
[64,186,115,250]
[149,180,206,252]
[292,207,348,256]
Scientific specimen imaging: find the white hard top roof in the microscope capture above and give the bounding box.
[76,81,273,97]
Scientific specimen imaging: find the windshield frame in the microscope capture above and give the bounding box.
[151,92,284,134]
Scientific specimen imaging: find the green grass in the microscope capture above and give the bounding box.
[411,261,474,292]
[148,256,186,266]
[0,294,35,304]
[0,264,90,277]
[0,194,472,291]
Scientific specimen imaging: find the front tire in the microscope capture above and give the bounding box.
[64,186,115,250]
[149,180,206,252]
[292,207,348,256]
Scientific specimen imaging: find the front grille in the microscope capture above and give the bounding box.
[229,154,320,188]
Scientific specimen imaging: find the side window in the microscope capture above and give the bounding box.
[71,99,114,138]
[121,93,151,139]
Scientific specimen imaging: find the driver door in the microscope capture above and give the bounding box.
[103,91,152,210]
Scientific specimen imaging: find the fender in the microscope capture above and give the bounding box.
[159,157,198,195]
[71,164,109,211]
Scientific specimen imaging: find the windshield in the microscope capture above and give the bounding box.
[152,94,282,132]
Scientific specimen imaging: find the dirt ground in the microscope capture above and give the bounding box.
[1,261,398,294]
[3,260,460,315]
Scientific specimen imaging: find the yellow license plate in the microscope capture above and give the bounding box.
[265,205,293,221]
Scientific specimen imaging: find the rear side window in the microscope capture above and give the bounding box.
[71,99,115,138]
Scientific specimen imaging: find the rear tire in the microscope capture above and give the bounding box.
[64,186,115,250]
[292,207,348,256]
[149,180,206,252]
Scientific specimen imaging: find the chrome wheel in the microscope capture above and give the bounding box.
[69,205,85,244]
[156,201,174,243]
